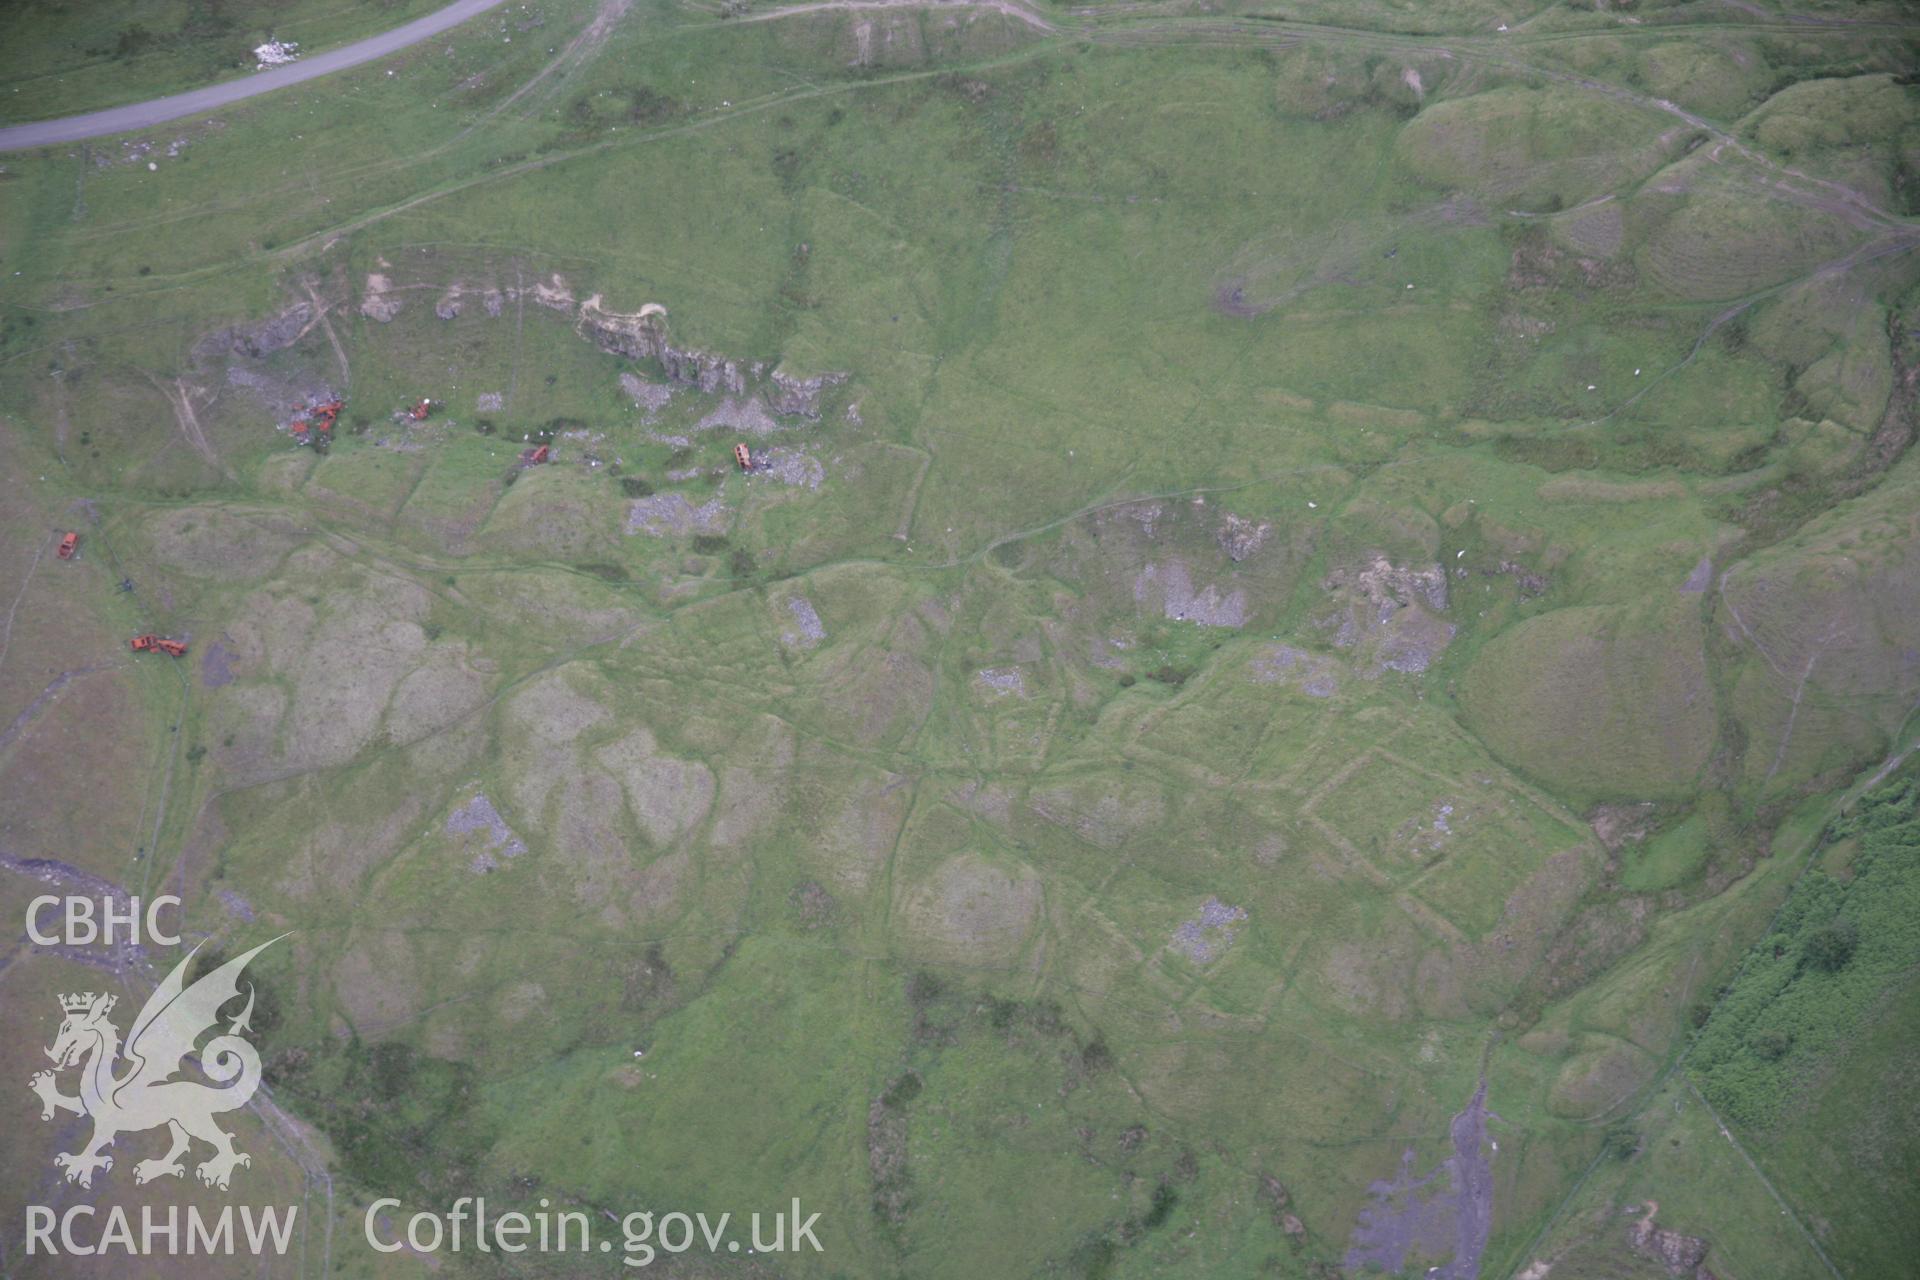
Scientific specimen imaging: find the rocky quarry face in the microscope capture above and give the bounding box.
[349,269,847,418]
[196,301,313,359]
[767,367,850,419]
[1319,553,1455,676]
[1216,512,1271,562]
[570,293,743,394]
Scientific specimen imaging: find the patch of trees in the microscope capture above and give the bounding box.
[1689,774,1920,1128]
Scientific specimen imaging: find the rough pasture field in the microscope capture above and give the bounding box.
[1,1,1918,1278]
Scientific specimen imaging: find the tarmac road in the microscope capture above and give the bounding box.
[0,0,510,152]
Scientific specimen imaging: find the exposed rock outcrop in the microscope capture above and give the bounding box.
[312,273,851,419]
[577,295,667,360]
[1348,553,1448,612]
[1217,512,1271,562]
[197,302,313,358]
[576,296,750,395]
[769,367,850,419]
[528,273,574,312]
[360,274,402,322]
[660,345,747,396]
[1319,553,1455,675]
[1627,1203,1716,1278]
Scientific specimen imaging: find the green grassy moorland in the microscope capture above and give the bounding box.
[1,1,1918,1277]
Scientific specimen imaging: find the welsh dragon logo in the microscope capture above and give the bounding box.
[29,937,282,1190]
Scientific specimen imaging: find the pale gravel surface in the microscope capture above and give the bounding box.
[445,792,527,872]
[625,492,729,537]
[1172,897,1246,963]
[975,667,1026,696]
[695,397,781,436]
[785,597,826,646]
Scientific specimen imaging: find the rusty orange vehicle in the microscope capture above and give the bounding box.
[291,399,342,442]
[129,635,188,657]
[733,443,753,471]
[521,444,550,465]
[57,532,79,559]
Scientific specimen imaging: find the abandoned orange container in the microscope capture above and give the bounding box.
[734,443,752,471]
[521,444,550,465]
[57,532,79,559]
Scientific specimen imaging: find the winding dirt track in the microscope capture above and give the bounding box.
[741,0,1053,32]
[0,0,511,152]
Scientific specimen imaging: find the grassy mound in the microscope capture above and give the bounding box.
[1461,598,1715,801]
